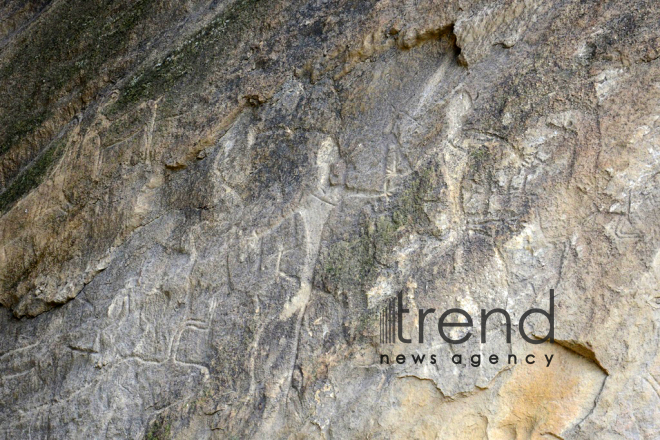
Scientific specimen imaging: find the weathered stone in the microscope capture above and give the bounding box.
[1,0,660,438]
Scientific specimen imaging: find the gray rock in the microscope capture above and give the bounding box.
[1,0,660,438]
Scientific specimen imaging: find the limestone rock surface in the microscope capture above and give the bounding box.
[1,0,660,438]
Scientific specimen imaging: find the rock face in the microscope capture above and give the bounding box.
[1,0,660,438]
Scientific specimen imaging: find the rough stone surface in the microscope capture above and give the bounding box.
[1,0,660,438]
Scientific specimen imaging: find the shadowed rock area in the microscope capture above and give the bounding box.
[1,0,660,438]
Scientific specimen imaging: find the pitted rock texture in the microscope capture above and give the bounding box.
[1,0,660,438]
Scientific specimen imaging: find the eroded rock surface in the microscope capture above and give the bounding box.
[1,0,660,438]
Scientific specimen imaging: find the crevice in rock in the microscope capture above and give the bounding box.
[554,339,609,375]
[396,23,463,60]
